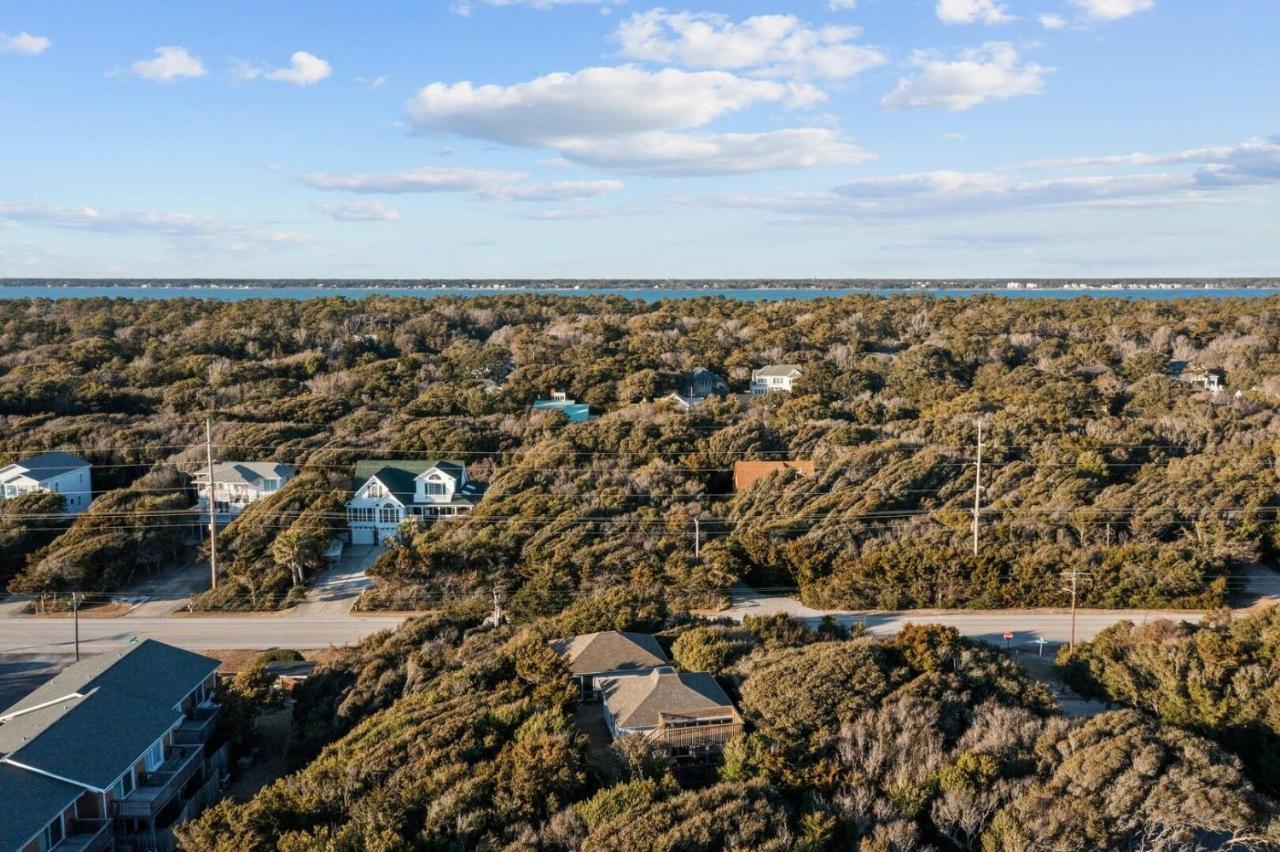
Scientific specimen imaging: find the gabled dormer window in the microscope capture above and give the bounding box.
[367,482,384,498]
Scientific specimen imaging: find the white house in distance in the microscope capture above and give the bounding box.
[751,364,802,394]
[0,452,93,515]
[346,459,485,545]
[193,461,298,520]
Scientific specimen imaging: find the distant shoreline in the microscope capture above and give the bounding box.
[2,278,1279,292]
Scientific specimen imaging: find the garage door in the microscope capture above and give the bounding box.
[351,527,375,545]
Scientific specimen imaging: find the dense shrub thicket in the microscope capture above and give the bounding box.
[177,607,1280,850]
[1062,606,1280,797]
[2,295,1278,609]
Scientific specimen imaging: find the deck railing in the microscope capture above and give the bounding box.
[112,746,202,819]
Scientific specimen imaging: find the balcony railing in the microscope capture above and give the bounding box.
[55,819,112,852]
[173,705,219,746]
[112,746,202,820]
[653,717,744,749]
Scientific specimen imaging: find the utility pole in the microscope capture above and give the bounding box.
[487,588,506,627]
[972,419,984,557]
[694,517,701,559]
[72,592,83,662]
[205,415,218,591]
[1062,570,1090,654]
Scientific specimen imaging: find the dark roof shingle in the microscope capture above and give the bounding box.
[0,763,83,850]
[2,451,91,480]
[601,668,738,730]
[548,631,669,676]
[0,640,218,790]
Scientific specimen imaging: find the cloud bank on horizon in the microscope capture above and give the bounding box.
[0,0,1275,278]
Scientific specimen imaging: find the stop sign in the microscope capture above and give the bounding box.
[1003,631,1014,641]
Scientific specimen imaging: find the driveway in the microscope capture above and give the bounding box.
[121,559,215,617]
[289,545,380,618]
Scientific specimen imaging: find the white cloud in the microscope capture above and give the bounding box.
[0,202,305,248]
[266,51,332,86]
[707,135,1280,220]
[407,66,821,146]
[302,166,625,203]
[479,180,624,201]
[1029,136,1280,186]
[615,10,886,80]
[881,43,1048,112]
[0,31,51,55]
[130,46,207,82]
[556,128,871,176]
[1039,13,1068,29]
[1069,0,1155,20]
[829,0,858,8]
[233,52,332,86]
[936,0,1013,25]
[303,166,524,194]
[404,65,849,176]
[316,201,401,221]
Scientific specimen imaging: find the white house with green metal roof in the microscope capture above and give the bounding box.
[346,459,485,545]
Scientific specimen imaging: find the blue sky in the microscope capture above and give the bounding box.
[1,0,1276,279]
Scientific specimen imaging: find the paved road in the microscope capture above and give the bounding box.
[719,587,1207,647]
[3,571,1273,658]
[0,615,406,655]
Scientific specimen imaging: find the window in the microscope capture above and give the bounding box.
[144,740,165,771]
[348,507,374,524]
[426,481,446,497]
[41,816,64,851]
[114,769,135,800]
[379,507,400,525]
[366,483,384,498]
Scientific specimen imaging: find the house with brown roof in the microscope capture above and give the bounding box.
[733,460,816,491]
[548,631,670,700]
[598,667,743,760]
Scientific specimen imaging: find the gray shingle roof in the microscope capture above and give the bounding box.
[549,631,670,677]
[752,364,802,378]
[194,461,297,487]
[3,639,218,718]
[601,667,738,731]
[0,640,218,790]
[0,763,83,850]
[1,451,91,480]
[0,689,180,790]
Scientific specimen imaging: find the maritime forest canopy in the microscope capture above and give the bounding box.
[1,293,1279,612]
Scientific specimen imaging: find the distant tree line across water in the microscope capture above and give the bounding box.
[2,277,1280,290]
